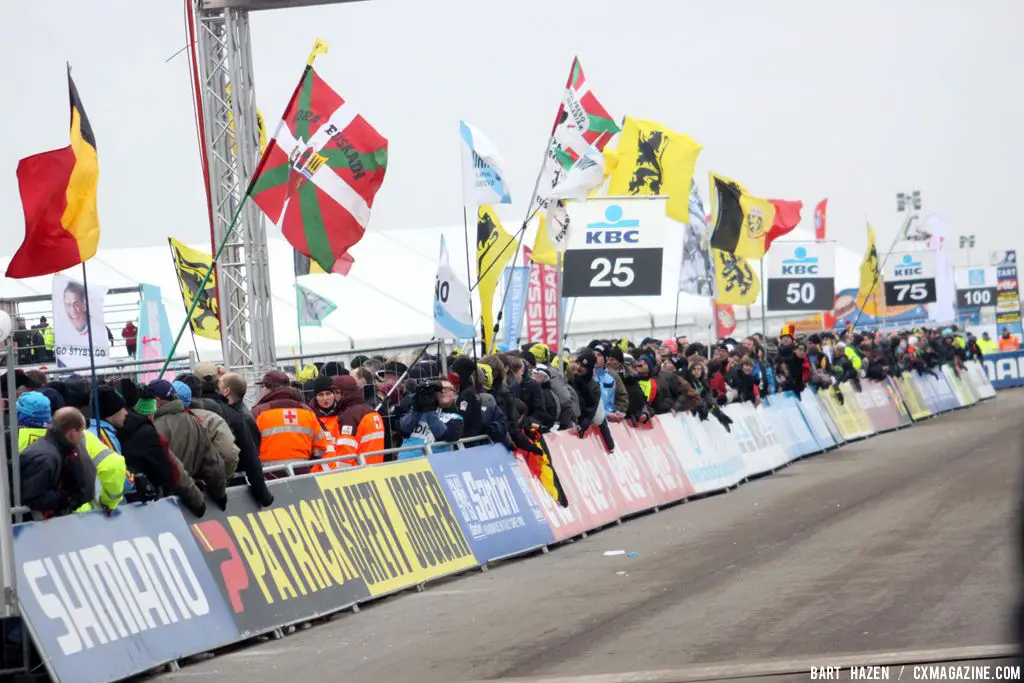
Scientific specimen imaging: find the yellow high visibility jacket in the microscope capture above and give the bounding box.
[83,430,126,511]
[844,345,863,371]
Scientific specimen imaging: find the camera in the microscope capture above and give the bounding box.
[413,379,443,412]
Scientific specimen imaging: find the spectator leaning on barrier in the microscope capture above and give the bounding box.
[55,378,126,513]
[19,406,98,519]
[116,397,207,517]
[149,379,227,509]
[448,356,484,439]
[250,370,329,470]
[218,372,260,450]
[308,375,342,468]
[173,381,240,481]
[398,377,463,459]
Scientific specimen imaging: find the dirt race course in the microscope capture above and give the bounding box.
[159,390,1024,683]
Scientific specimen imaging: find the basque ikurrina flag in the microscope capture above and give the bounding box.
[249,64,388,273]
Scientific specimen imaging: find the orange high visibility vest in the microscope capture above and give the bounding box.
[256,404,328,463]
[337,411,386,465]
[999,336,1020,352]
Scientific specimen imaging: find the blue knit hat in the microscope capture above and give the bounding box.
[172,381,193,408]
[17,392,52,426]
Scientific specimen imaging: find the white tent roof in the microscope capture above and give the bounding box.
[0,220,864,360]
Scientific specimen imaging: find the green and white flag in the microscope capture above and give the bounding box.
[296,283,337,327]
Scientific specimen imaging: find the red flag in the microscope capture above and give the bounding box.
[814,199,828,240]
[714,302,736,339]
[331,252,355,276]
[764,199,803,251]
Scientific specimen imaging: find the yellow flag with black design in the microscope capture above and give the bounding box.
[530,214,558,267]
[477,206,516,352]
[608,117,702,223]
[858,222,882,309]
[708,172,775,260]
[168,238,220,340]
[713,248,760,306]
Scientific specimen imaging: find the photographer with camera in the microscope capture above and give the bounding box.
[397,378,464,459]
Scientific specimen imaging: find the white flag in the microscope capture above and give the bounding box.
[296,283,337,327]
[433,236,476,340]
[679,180,714,296]
[460,120,512,206]
[544,147,606,253]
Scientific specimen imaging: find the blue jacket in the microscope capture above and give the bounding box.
[595,368,617,415]
[398,409,464,459]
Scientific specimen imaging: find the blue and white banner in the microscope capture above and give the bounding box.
[501,266,531,350]
[14,500,239,683]
[138,283,174,384]
[434,236,476,340]
[763,392,819,460]
[796,391,840,450]
[428,444,554,563]
[460,120,512,206]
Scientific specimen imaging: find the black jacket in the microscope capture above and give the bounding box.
[521,378,557,431]
[203,394,273,507]
[451,357,484,439]
[19,431,96,516]
[117,412,206,517]
[491,382,538,453]
[571,375,600,430]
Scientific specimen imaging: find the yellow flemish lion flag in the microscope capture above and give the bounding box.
[858,222,882,310]
[713,248,760,306]
[477,206,516,352]
[168,238,220,340]
[708,172,776,261]
[608,117,702,223]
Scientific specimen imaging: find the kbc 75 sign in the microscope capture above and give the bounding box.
[883,251,937,305]
[562,197,666,297]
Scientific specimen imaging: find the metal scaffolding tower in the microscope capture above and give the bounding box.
[194,2,276,378]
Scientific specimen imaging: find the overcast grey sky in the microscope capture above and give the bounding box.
[2,0,1021,267]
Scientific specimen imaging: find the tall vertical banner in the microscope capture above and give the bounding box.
[715,302,737,338]
[679,180,714,297]
[923,215,956,324]
[523,246,559,352]
[52,274,109,369]
[501,265,530,350]
[993,250,1023,341]
[765,241,836,312]
[138,283,174,384]
[434,236,475,340]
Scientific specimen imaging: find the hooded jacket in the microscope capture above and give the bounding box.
[449,356,483,439]
[19,430,97,518]
[336,375,386,465]
[654,370,702,414]
[571,351,601,430]
[252,386,329,465]
[153,399,226,504]
[117,412,206,517]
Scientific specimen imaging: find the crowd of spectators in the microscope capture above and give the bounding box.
[0,322,994,522]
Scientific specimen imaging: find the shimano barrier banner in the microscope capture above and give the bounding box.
[795,391,840,451]
[763,393,819,460]
[964,360,997,399]
[893,373,932,421]
[15,501,239,683]
[982,350,1024,389]
[185,479,373,636]
[853,381,902,433]
[660,413,746,494]
[428,444,554,563]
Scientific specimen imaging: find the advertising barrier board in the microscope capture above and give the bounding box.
[795,391,840,451]
[893,373,932,421]
[925,371,960,412]
[853,380,902,433]
[660,413,746,494]
[838,383,877,437]
[763,393,819,460]
[941,365,977,407]
[542,430,629,532]
[881,378,914,428]
[982,350,1024,389]
[429,445,554,563]
[722,403,790,475]
[606,420,696,508]
[964,360,997,399]
[817,388,872,440]
[15,500,239,683]
[513,454,589,543]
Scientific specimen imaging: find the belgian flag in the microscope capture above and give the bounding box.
[708,172,776,261]
[7,69,100,279]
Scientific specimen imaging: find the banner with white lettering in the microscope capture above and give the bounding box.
[882,251,938,306]
[52,274,110,370]
[766,241,836,312]
[428,444,555,563]
[14,500,239,683]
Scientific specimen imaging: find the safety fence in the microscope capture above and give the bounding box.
[8,361,996,683]
[981,349,1024,390]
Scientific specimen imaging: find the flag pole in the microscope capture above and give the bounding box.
[459,174,479,357]
[80,262,101,433]
[673,291,682,337]
[759,259,767,338]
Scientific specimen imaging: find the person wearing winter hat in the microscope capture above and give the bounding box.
[307,375,342,470]
[92,386,128,455]
[335,374,386,465]
[449,355,483,439]
[17,393,53,445]
[39,387,65,412]
[150,378,227,509]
